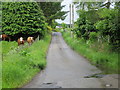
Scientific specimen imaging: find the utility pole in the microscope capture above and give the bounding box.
[69,3,74,37]
[69,4,74,28]
[72,4,74,28]
[69,4,72,28]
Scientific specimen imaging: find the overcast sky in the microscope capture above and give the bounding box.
[55,0,79,24]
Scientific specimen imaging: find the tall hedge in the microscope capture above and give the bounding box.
[74,2,119,51]
[2,2,47,38]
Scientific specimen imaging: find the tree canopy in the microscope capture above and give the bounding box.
[2,2,47,39]
[37,2,68,27]
[73,1,120,51]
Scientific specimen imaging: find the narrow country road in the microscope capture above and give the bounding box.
[23,32,118,88]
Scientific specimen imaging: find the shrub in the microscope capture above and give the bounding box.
[89,32,98,42]
[2,2,47,38]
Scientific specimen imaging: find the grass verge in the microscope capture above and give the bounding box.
[62,32,119,74]
[2,35,51,88]
[1,41,18,55]
[0,42,2,90]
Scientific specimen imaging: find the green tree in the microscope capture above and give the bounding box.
[74,1,120,51]
[2,2,46,38]
[37,2,68,26]
[74,2,103,39]
[61,22,67,29]
[95,8,119,50]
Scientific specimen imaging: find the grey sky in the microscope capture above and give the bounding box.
[55,0,79,24]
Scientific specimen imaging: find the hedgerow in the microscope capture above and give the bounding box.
[2,2,47,38]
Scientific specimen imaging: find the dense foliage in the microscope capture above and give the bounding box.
[74,2,120,51]
[2,2,47,38]
[38,2,68,28]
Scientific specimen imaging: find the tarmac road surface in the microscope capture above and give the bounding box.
[23,32,118,88]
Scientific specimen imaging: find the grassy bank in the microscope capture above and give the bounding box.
[2,35,51,88]
[0,42,2,89]
[1,41,18,55]
[63,32,118,74]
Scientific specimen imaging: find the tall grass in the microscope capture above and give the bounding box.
[1,41,18,55]
[2,35,51,88]
[0,42,2,90]
[63,32,118,74]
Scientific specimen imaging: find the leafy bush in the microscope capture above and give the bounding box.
[47,26,53,31]
[75,5,119,51]
[89,32,98,42]
[2,2,47,38]
[95,8,119,51]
